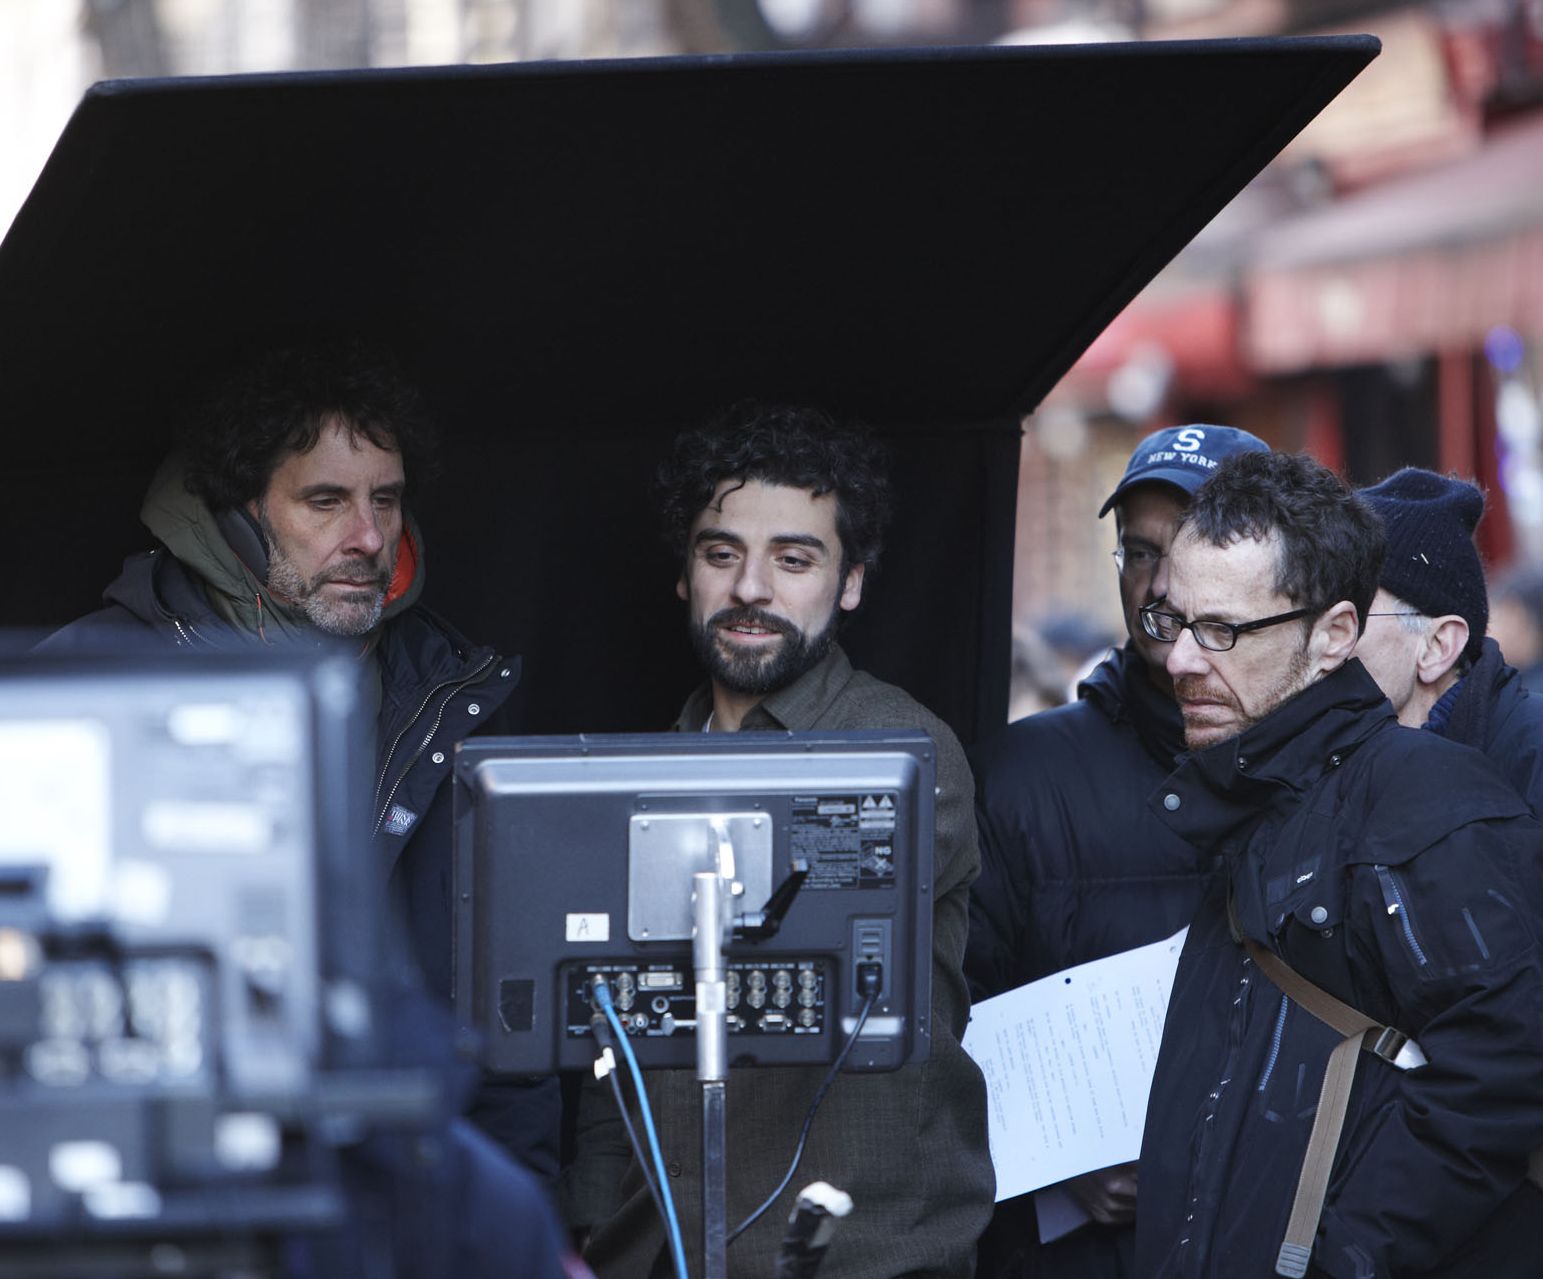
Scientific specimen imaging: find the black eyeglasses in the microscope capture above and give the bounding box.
[1139,603,1316,653]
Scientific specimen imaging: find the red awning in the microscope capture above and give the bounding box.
[1061,285,1253,400]
[1245,113,1543,372]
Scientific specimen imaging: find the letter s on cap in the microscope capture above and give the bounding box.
[1173,428,1206,452]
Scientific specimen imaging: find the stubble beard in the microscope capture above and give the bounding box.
[259,514,392,638]
[1175,640,1314,751]
[689,600,842,697]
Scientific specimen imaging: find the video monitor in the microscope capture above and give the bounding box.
[452,730,937,1075]
[0,647,425,1259]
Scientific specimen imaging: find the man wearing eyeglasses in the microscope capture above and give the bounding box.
[967,424,1266,1279]
[1354,468,1543,818]
[1136,450,1543,1279]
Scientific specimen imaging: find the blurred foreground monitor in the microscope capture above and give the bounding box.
[0,645,437,1276]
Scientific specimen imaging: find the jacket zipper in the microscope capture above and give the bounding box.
[374,652,497,834]
[170,616,214,647]
[1256,994,1289,1092]
[1373,864,1429,967]
[150,549,211,647]
[1180,949,1250,1275]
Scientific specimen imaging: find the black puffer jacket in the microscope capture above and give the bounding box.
[968,648,1214,1279]
[1138,660,1543,1279]
[968,645,1213,999]
[42,547,517,994]
[41,548,560,1182]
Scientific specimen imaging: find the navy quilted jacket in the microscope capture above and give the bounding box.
[967,644,1214,999]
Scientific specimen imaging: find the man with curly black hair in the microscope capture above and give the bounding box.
[574,402,995,1279]
[174,343,439,640]
[41,344,560,1187]
[656,402,890,724]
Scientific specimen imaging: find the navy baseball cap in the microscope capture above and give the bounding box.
[1098,424,1270,518]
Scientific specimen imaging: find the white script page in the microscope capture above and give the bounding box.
[963,927,1188,1201]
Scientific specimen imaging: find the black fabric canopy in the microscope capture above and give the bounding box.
[0,38,1376,741]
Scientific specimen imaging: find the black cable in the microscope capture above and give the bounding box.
[728,982,880,1244]
[592,1015,670,1231]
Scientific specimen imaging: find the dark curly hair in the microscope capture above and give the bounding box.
[180,343,436,511]
[658,402,892,574]
[1181,451,1385,634]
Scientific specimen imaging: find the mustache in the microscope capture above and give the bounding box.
[317,560,390,590]
[1173,676,1238,709]
[707,606,797,638]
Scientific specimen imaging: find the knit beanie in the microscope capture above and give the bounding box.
[1360,468,1487,664]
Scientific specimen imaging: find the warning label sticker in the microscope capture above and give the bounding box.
[791,793,897,891]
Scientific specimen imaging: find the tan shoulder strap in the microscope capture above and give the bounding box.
[1234,898,1537,1272]
[1225,892,1432,1272]
[1240,937,1419,1277]
[1226,890,1422,1063]
[1242,939,1422,1067]
[1242,940,1374,1036]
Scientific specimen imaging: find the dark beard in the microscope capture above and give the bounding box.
[689,603,841,696]
[1173,639,1314,749]
[258,511,391,637]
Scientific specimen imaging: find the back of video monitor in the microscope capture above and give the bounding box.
[452,730,936,1076]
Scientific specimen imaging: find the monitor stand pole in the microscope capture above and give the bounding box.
[693,869,732,1279]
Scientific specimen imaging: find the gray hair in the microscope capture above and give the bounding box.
[1383,591,1433,637]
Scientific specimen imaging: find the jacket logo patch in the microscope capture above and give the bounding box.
[383,804,418,836]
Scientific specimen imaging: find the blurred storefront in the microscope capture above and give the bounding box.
[1015,0,1543,656]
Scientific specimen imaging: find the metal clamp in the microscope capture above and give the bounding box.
[1369,1027,1427,1072]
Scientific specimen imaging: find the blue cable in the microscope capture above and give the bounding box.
[594,978,690,1279]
